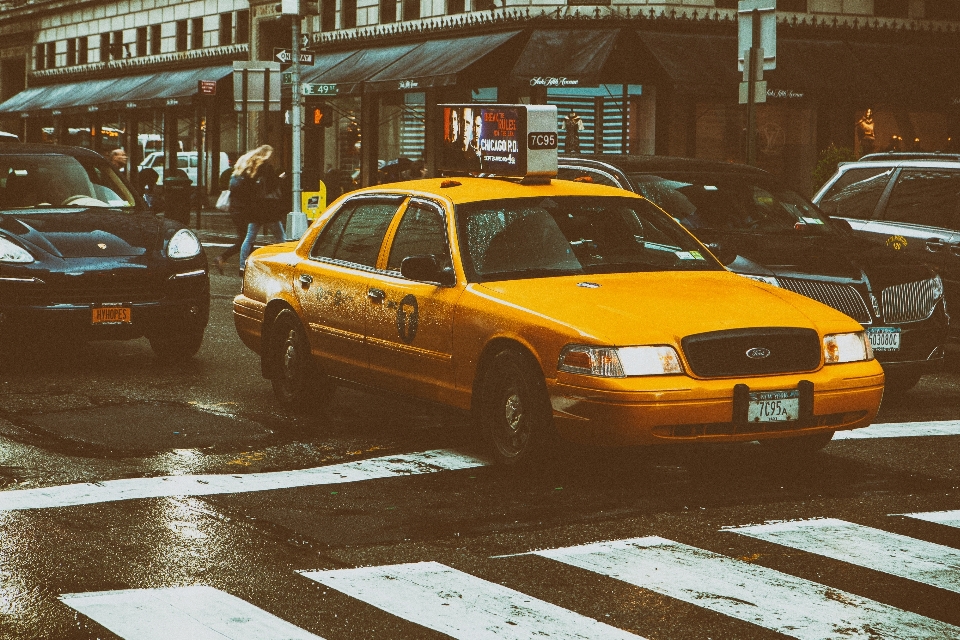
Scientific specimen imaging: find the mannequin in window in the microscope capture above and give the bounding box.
[856,108,876,156]
[562,110,584,154]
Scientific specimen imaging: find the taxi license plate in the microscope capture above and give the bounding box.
[748,389,799,423]
[92,306,131,324]
[867,327,900,351]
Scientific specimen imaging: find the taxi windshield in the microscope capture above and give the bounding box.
[628,173,833,236]
[456,196,722,282]
[0,154,135,210]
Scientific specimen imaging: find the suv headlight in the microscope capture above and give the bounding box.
[167,228,201,259]
[931,274,944,299]
[558,345,684,377]
[738,273,780,287]
[0,236,34,263]
[823,331,873,364]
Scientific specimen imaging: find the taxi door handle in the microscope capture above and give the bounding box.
[298,274,313,288]
[925,238,946,252]
[367,288,385,303]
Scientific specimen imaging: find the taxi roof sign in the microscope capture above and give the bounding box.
[439,104,558,179]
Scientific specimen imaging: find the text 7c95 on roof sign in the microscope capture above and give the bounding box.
[439,104,558,179]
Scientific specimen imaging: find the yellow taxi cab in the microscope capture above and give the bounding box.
[234,105,884,466]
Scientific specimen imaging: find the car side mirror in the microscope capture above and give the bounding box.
[704,241,738,266]
[400,255,455,286]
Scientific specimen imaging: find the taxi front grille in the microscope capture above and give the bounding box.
[881,279,939,324]
[0,273,160,306]
[681,327,821,378]
[777,278,872,323]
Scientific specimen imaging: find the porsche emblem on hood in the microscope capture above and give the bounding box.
[98,243,107,250]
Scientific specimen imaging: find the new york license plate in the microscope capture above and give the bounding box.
[867,326,900,351]
[92,305,131,324]
[748,389,799,423]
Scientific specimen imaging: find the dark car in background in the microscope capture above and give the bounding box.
[0,143,209,359]
[558,155,949,393]
[812,152,960,343]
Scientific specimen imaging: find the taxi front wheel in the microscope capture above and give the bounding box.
[477,348,555,466]
[268,310,334,413]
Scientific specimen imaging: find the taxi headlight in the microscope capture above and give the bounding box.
[558,345,683,377]
[823,331,873,364]
[167,228,201,259]
[0,236,33,263]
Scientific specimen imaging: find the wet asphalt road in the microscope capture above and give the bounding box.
[0,257,959,639]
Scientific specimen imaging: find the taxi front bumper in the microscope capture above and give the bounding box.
[548,362,884,446]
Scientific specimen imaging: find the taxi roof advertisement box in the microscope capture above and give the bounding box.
[439,104,558,178]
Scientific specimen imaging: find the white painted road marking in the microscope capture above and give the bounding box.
[0,449,487,512]
[729,518,960,594]
[301,561,644,640]
[901,510,960,529]
[533,537,960,640]
[834,420,960,440]
[60,585,324,639]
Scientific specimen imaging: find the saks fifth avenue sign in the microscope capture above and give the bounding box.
[767,89,805,100]
[530,77,580,87]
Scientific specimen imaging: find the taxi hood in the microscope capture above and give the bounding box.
[474,271,861,345]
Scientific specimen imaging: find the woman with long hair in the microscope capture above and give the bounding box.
[229,145,285,277]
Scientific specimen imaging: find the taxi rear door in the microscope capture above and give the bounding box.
[365,198,462,404]
[294,195,404,382]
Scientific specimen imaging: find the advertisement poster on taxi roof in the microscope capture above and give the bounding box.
[441,105,527,176]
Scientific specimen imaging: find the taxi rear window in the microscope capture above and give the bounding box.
[456,196,721,282]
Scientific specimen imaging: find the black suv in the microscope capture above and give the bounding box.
[559,155,949,393]
[812,152,960,343]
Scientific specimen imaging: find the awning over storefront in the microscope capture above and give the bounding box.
[635,31,738,96]
[847,42,960,108]
[302,43,420,94]
[364,31,523,93]
[509,29,621,88]
[765,39,879,104]
[0,65,233,115]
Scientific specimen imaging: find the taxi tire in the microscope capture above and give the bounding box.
[268,310,333,413]
[477,348,555,466]
[149,327,204,361]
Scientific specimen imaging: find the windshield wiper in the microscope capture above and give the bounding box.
[480,267,584,281]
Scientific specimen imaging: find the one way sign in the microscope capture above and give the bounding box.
[274,48,314,65]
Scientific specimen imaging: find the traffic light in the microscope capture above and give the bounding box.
[308,105,332,128]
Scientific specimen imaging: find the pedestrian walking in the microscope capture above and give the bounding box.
[232,145,285,277]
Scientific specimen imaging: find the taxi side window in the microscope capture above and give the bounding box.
[882,169,960,229]
[818,167,893,219]
[311,201,400,267]
[386,204,451,273]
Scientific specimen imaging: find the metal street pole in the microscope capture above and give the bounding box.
[745,8,760,167]
[286,6,308,240]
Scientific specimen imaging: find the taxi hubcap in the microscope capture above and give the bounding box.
[282,330,298,378]
[504,393,523,431]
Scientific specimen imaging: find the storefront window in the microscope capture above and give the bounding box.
[546,85,643,155]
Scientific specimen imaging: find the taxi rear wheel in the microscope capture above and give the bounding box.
[268,310,334,412]
[478,348,554,466]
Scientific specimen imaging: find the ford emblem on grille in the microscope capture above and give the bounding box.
[746,347,771,359]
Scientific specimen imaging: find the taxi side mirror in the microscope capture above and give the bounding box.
[829,216,853,233]
[401,255,455,286]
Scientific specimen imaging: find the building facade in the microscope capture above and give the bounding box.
[1,0,958,197]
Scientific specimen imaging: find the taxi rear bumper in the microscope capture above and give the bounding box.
[548,364,884,446]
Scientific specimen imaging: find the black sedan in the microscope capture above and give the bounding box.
[0,143,209,359]
[558,155,949,393]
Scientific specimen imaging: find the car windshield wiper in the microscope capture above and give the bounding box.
[479,267,584,281]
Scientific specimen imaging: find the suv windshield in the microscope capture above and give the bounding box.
[628,173,833,235]
[456,196,722,282]
[0,154,135,210]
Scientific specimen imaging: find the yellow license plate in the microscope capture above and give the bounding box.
[92,306,131,324]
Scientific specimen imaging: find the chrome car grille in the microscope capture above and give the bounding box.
[681,327,822,378]
[881,279,940,324]
[778,278,872,323]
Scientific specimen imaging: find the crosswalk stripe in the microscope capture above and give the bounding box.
[60,585,323,639]
[834,420,960,440]
[301,561,644,640]
[901,510,960,529]
[533,536,960,640]
[728,518,960,594]
[0,449,487,512]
